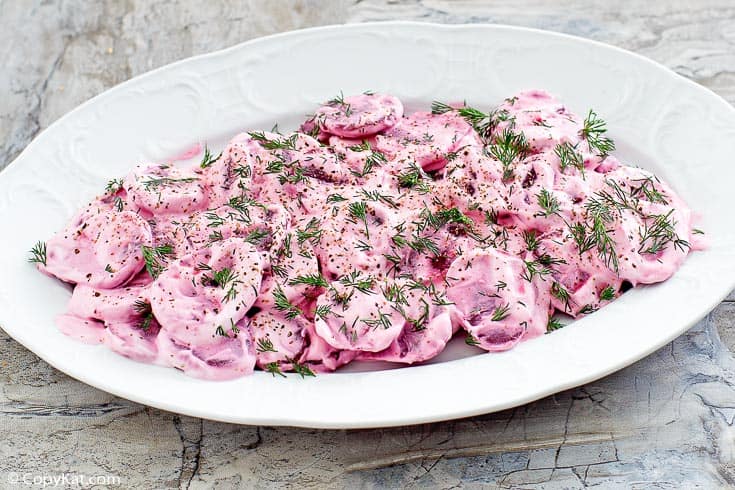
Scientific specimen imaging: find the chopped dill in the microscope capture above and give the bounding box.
[488,128,530,181]
[141,244,174,279]
[547,317,565,332]
[265,362,286,378]
[465,334,481,346]
[256,337,277,353]
[536,189,560,217]
[490,303,511,321]
[105,178,124,194]
[28,241,47,266]
[599,285,616,301]
[273,285,302,319]
[554,141,585,175]
[581,110,616,156]
[133,299,154,331]
[200,144,222,168]
[248,131,298,151]
[288,273,328,288]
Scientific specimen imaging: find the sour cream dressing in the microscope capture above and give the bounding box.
[31,90,704,380]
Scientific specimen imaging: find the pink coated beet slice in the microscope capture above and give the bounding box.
[375,111,481,171]
[150,238,263,379]
[447,248,550,351]
[308,93,403,138]
[43,210,152,288]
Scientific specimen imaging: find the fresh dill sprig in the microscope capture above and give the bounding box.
[638,210,690,255]
[326,193,347,204]
[361,311,394,331]
[141,244,174,278]
[382,282,409,306]
[581,110,616,157]
[397,162,431,193]
[265,361,286,378]
[488,128,529,181]
[228,195,265,223]
[446,149,462,161]
[347,140,370,153]
[536,189,560,217]
[407,299,430,332]
[554,142,585,175]
[133,299,154,331]
[290,359,316,378]
[248,131,298,151]
[578,304,598,315]
[430,101,454,115]
[465,334,481,346]
[271,264,288,279]
[523,230,539,251]
[383,252,402,276]
[303,113,325,138]
[141,176,199,192]
[264,158,285,174]
[315,304,333,321]
[273,285,302,319]
[339,270,375,295]
[569,222,594,254]
[599,285,616,301]
[200,266,242,302]
[584,196,619,272]
[358,189,398,209]
[277,164,307,186]
[551,281,571,312]
[434,207,474,229]
[205,211,225,228]
[200,145,222,168]
[245,228,270,247]
[347,201,370,238]
[296,218,323,246]
[408,235,440,256]
[105,178,124,194]
[256,337,277,353]
[596,179,634,212]
[547,317,565,332]
[484,209,499,225]
[275,234,293,260]
[348,141,388,177]
[233,164,252,179]
[391,229,408,248]
[28,241,47,266]
[288,273,328,288]
[490,303,511,321]
[522,254,566,282]
[630,176,668,205]
[430,101,510,139]
[327,91,352,116]
[208,230,224,244]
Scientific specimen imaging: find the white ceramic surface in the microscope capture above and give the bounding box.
[1,22,734,429]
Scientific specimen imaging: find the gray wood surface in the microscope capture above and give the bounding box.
[2,1,735,488]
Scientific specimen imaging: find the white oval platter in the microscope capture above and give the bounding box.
[1,22,735,428]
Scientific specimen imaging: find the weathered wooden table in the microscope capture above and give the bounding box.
[2,1,735,487]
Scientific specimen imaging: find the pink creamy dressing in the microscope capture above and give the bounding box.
[33,90,705,380]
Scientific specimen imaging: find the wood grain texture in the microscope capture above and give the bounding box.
[1,1,735,488]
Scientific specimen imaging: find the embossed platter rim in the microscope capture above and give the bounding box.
[1,22,735,428]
